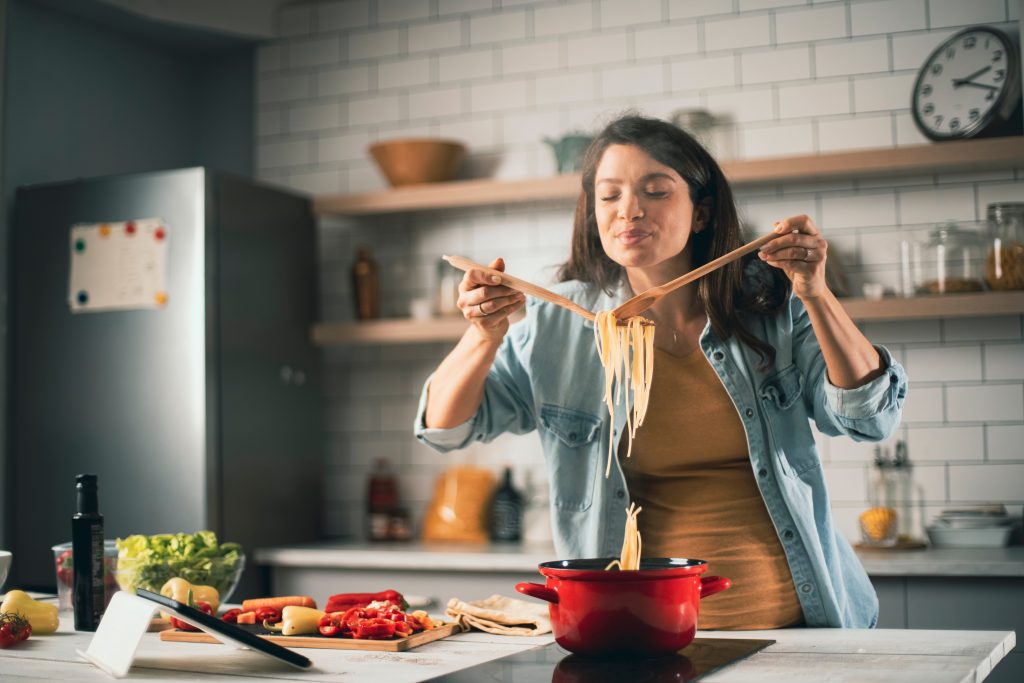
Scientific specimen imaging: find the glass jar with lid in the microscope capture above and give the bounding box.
[985,202,1024,291]
[917,221,987,295]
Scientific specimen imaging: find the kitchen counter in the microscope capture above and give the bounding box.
[0,613,1015,682]
[255,541,1024,577]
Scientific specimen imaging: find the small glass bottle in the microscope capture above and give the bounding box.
[352,246,379,320]
[72,473,105,631]
[488,467,524,543]
[918,222,987,295]
[985,202,1024,291]
[435,259,461,316]
[367,458,398,542]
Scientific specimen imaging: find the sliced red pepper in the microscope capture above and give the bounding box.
[221,608,242,623]
[353,617,396,640]
[171,600,213,631]
[254,607,281,625]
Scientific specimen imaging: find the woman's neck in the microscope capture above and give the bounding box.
[624,256,707,355]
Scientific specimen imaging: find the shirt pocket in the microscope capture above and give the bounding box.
[760,364,819,477]
[539,403,602,511]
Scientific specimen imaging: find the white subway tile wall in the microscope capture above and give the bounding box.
[258,0,1024,541]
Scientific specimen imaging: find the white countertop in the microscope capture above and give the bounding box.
[254,541,1024,577]
[1,610,1015,683]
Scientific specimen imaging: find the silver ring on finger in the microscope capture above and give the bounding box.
[803,247,811,261]
[478,301,487,316]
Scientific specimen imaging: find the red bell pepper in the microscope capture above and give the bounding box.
[324,589,406,613]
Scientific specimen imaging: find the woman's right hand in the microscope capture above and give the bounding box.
[458,257,525,342]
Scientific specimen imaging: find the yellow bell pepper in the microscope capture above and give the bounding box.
[263,606,324,636]
[0,590,60,635]
[159,577,220,612]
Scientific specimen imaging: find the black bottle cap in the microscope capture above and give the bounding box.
[76,473,99,515]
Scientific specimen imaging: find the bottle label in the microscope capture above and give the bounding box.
[90,524,105,614]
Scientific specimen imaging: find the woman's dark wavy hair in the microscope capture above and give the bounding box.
[557,113,790,367]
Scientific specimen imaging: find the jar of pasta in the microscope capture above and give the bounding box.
[985,202,1024,291]
[917,222,987,295]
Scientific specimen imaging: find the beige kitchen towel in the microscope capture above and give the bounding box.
[445,594,552,636]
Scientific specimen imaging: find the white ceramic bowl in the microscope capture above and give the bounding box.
[926,524,1013,548]
[0,550,11,590]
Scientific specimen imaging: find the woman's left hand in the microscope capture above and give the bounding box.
[758,215,828,299]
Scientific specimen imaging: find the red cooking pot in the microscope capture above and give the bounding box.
[516,558,730,659]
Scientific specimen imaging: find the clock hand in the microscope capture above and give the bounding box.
[958,65,992,83]
[954,80,998,92]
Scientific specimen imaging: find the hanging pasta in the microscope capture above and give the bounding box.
[593,311,656,477]
[605,503,643,571]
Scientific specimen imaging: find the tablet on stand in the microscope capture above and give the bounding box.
[78,588,313,678]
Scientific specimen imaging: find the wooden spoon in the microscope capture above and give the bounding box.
[610,232,781,320]
[442,255,599,321]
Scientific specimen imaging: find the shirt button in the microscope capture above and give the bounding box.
[745,408,754,418]
[890,375,898,383]
[800,583,813,593]
[616,489,625,499]
[713,351,724,361]
[783,529,794,540]
[568,432,578,440]
[758,468,767,478]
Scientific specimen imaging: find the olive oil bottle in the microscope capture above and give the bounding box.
[72,473,105,631]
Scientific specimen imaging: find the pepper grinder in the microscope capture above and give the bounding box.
[352,246,379,320]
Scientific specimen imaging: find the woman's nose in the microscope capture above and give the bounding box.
[618,194,643,221]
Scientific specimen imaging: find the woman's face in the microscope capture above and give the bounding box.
[593,143,703,270]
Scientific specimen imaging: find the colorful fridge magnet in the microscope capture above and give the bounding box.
[68,218,169,313]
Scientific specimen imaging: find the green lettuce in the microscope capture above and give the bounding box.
[115,531,243,596]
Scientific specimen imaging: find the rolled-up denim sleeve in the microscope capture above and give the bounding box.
[413,316,537,453]
[792,297,908,441]
[824,345,907,422]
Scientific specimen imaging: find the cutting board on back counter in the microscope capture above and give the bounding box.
[160,621,460,651]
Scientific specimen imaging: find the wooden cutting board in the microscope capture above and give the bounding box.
[160,621,460,651]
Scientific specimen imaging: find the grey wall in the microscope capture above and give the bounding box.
[0,0,256,551]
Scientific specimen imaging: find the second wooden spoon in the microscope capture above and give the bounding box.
[610,232,781,320]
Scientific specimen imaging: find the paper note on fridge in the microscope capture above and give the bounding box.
[68,219,169,313]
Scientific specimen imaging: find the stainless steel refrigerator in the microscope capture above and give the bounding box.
[7,168,323,598]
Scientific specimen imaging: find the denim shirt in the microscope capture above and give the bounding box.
[415,278,908,629]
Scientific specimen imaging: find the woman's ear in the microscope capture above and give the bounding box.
[693,199,712,233]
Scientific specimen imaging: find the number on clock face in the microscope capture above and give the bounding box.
[914,29,1011,138]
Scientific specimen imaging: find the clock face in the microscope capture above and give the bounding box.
[912,27,1020,140]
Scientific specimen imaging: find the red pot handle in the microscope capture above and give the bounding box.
[516,582,559,604]
[699,575,732,599]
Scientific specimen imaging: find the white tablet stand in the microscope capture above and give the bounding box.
[77,590,311,678]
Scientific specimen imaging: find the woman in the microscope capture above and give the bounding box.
[415,114,907,629]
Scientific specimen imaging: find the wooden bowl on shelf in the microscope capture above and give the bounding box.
[368,138,466,187]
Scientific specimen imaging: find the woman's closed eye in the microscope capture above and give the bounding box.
[598,189,670,202]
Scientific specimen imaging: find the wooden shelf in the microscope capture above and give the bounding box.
[312,316,469,345]
[841,290,1024,321]
[313,291,1024,345]
[314,137,1024,216]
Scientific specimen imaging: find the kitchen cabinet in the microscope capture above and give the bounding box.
[864,548,1024,683]
[872,576,1024,683]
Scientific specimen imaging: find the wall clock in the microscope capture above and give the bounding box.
[911,25,1023,140]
